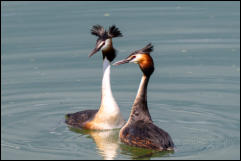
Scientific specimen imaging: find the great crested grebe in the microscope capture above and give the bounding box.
[113,43,174,151]
[65,25,125,130]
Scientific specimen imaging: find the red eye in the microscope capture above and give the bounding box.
[128,55,136,61]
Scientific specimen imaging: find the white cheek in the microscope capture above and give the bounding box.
[130,59,138,63]
[102,43,108,50]
[136,54,142,60]
[97,41,105,49]
[101,39,111,50]
[130,54,142,63]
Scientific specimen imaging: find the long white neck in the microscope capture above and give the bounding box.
[100,58,120,114]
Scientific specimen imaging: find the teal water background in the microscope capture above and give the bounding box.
[1,1,240,160]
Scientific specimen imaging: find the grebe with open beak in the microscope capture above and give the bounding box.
[65,25,125,130]
[113,43,174,151]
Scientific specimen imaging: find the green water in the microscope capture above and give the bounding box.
[1,1,240,160]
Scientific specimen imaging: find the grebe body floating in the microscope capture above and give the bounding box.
[113,43,174,151]
[65,25,125,130]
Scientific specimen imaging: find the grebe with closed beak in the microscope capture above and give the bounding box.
[65,25,125,130]
[113,43,174,151]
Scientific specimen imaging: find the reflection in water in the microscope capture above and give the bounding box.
[69,127,120,160]
[119,143,174,160]
[68,126,174,160]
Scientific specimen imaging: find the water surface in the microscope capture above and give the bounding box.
[1,1,240,160]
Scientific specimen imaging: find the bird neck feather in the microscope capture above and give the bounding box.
[99,58,120,115]
[127,75,152,124]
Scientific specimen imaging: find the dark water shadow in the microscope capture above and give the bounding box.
[68,126,174,160]
[119,143,174,160]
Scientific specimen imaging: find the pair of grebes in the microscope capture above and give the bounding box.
[65,25,174,151]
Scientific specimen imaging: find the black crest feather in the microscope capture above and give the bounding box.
[108,25,123,38]
[91,25,106,38]
[140,43,153,54]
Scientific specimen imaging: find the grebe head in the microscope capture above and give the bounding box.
[113,43,154,76]
[89,25,123,58]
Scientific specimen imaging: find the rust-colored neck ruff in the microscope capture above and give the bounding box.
[138,54,154,77]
